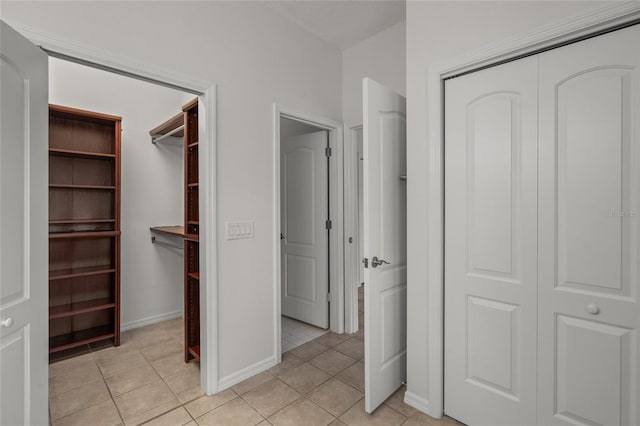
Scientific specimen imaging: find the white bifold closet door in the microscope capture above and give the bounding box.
[445,24,639,426]
[444,55,539,426]
[537,25,640,426]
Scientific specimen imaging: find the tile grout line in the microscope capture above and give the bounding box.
[95,351,126,425]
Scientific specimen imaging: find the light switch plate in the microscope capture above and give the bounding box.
[225,221,254,240]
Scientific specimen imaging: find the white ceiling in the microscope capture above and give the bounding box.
[265,1,406,50]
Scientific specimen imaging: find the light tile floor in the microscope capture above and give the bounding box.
[281,316,328,353]
[48,287,464,425]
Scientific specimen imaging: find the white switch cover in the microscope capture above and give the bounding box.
[226,221,254,240]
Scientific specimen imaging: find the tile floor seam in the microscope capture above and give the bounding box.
[139,405,195,426]
[95,357,127,425]
[332,372,364,394]
[49,375,103,400]
[216,394,267,424]
[50,393,114,425]
[254,393,305,423]
[299,395,340,421]
[257,377,306,418]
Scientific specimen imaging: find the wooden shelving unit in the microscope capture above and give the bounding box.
[48,104,121,361]
[149,98,200,363]
[183,98,200,362]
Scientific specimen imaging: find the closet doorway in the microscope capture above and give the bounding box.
[0,21,218,424]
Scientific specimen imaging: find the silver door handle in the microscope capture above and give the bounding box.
[371,256,390,268]
[1,317,13,328]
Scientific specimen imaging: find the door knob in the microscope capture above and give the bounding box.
[371,256,390,268]
[1,317,13,328]
[586,304,600,315]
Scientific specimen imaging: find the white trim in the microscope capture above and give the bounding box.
[7,22,210,95]
[423,2,640,419]
[272,104,345,365]
[343,123,363,334]
[10,24,220,395]
[218,355,278,391]
[120,311,183,332]
[404,390,431,415]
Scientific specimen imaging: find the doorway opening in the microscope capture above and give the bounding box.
[344,124,364,334]
[279,116,331,352]
[273,105,344,361]
[46,56,207,422]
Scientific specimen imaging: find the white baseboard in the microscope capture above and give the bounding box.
[120,310,183,332]
[404,390,434,417]
[218,356,278,391]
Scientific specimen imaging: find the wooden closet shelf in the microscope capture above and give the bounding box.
[50,184,116,190]
[150,226,185,238]
[184,234,199,242]
[188,272,200,280]
[50,219,115,224]
[49,231,121,239]
[182,98,198,112]
[49,298,115,320]
[49,326,115,353]
[49,148,116,159]
[50,265,116,281]
[149,112,184,137]
[188,345,200,359]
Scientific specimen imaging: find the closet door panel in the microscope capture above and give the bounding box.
[538,24,640,426]
[444,55,538,426]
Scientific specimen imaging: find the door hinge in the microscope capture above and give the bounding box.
[325,147,332,157]
[325,220,332,230]
[327,292,331,303]
[362,258,368,268]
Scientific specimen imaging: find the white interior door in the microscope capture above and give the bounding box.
[0,20,49,426]
[537,24,640,426]
[363,78,407,413]
[281,130,329,329]
[444,55,539,426]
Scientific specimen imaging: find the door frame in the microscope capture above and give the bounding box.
[7,23,220,395]
[344,122,363,334]
[413,2,640,419]
[273,104,344,363]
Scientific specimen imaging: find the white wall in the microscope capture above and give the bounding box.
[48,57,188,328]
[342,20,406,125]
[405,0,610,413]
[1,1,342,383]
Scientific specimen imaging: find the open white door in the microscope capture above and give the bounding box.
[363,78,407,413]
[0,20,49,426]
[281,131,329,329]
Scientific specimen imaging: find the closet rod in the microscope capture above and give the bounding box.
[151,124,185,144]
[151,236,183,250]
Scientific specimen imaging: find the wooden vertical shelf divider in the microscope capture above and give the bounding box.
[48,104,121,361]
[183,98,200,362]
